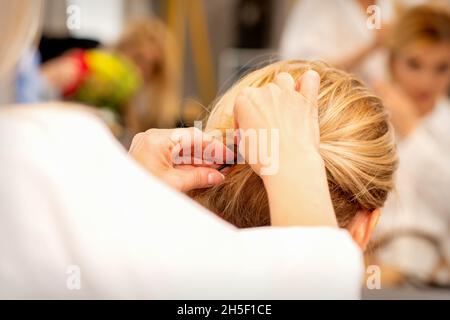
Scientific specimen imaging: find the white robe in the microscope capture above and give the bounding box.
[375,98,450,280]
[0,106,363,299]
[279,0,427,82]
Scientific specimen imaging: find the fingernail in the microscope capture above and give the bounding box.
[303,70,320,81]
[208,172,225,185]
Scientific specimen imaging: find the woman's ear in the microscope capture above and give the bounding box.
[346,208,381,251]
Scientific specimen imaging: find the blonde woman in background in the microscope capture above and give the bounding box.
[114,18,181,136]
[372,4,450,286]
[0,0,366,299]
[37,18,181,145]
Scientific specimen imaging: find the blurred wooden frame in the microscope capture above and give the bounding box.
[165,0,217,106]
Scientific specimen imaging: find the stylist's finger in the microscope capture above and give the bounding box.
[171,127,234,165]
[167,167,224,192]
[298,70,320,105]
[274,72,295,91]
[233,89,254,126]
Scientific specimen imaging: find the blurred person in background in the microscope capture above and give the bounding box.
[279,0,433,82]
[0,0,365,299]
[370,4,450,287]
[19,18,180,146]
[40,48,141,138]
[113,18,181,140]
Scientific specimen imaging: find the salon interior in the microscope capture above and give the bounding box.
[0,0,450,300]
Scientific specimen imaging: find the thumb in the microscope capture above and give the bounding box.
[174,167,225,192]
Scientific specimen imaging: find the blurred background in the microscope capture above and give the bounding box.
[0,0,449,299]
[1,0,293,144]
[39,0,288,98]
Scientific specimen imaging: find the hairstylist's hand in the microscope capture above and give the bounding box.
[234,71,337,227]
[129,128,233,192]
[234,71,321,175]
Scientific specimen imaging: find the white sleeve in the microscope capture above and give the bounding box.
[0,106,363,299]
[374,114,450,278]
[398,124,450,221]
[279,0,334,60]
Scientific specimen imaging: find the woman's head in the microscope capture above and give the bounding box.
[114,18,180,131]
[190,60,398,249]
[389,4,450,115]
[115,18,167,83]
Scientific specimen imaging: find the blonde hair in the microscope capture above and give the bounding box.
[389,4,450,70]
[114,18,181,132]
[190,60,398,228]
[0,0,43,77]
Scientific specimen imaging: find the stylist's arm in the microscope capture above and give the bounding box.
[234,70,337,227]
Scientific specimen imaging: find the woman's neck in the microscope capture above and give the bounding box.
[415,100,438,119]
